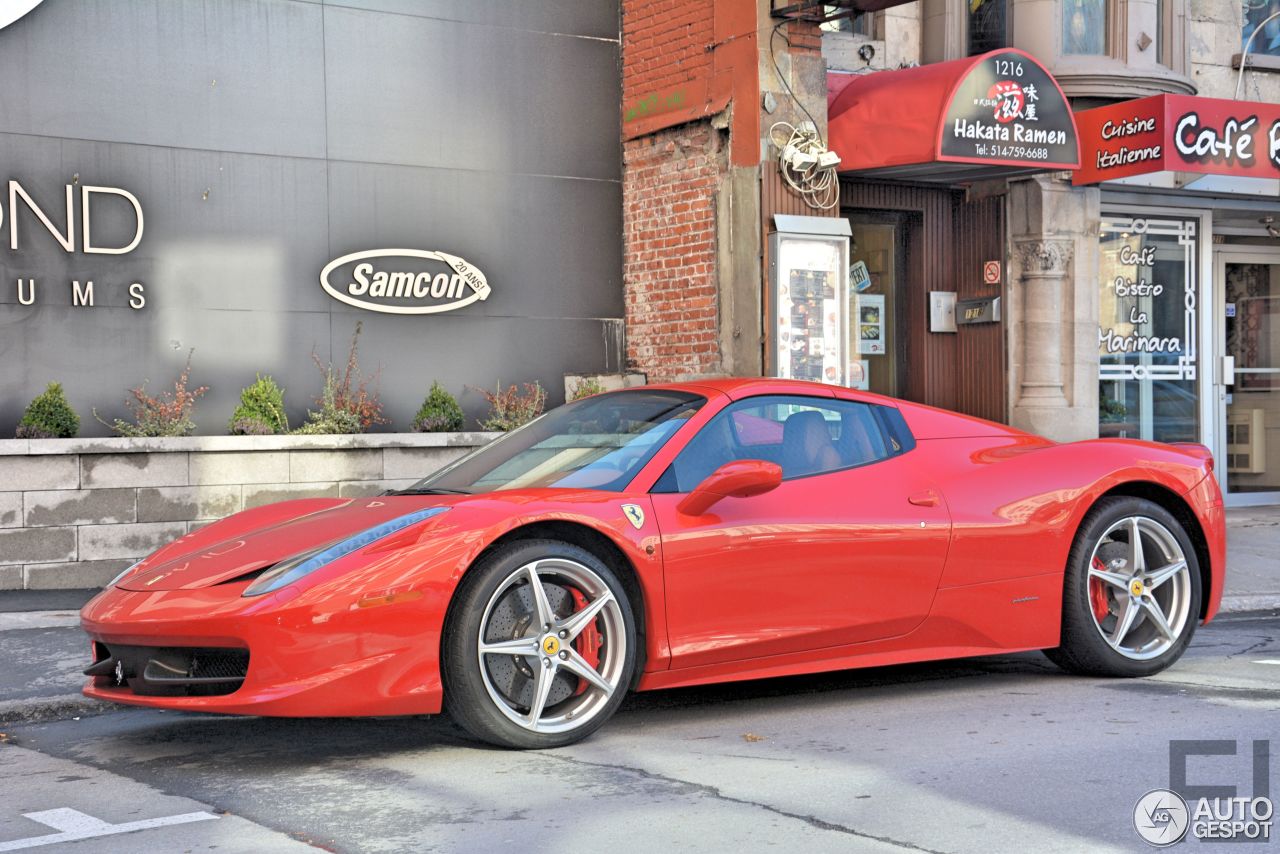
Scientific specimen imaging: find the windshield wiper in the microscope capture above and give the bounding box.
[387,487,472,496]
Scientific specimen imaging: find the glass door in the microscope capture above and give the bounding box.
[846,213,909,397]
[1218,250,1280,504]
[1097,215,1200,443]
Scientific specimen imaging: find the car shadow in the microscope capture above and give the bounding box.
[30,649,1065,770]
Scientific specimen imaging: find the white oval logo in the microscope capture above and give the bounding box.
[319,249,491,315]
[0,0,46,32]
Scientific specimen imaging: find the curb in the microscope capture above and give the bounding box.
[0,694,110,727]
[1218,594,1280,615]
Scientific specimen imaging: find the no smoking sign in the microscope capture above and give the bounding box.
[983,260,1002,284]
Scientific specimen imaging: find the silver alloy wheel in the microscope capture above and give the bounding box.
[1086,515,1192,661]
[476,558,626,734]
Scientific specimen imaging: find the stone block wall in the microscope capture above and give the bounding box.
[0,433,494,589]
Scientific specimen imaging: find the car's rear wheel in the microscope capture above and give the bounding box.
[442,539,636,749]
[1046,496,1201,677]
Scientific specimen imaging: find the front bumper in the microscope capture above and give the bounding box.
[80,582,446,717]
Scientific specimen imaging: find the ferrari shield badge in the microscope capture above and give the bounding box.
[621,504,645,530]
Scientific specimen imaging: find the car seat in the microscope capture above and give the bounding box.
[781,411,842,477]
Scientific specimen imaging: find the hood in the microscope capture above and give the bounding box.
[117,496,450,591]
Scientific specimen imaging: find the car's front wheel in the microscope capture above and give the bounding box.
[442,539,636,749]
[1046,496,1202,677]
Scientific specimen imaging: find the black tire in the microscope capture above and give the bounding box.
[1045,496,1201,677]
[442,539,637,749]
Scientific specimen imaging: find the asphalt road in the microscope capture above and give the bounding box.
[1,613,1277,853]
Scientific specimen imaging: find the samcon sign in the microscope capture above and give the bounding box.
[319,249,491,315]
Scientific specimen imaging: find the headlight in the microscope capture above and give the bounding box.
[242,507,449,597]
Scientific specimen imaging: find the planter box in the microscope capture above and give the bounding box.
[0,432,497,590]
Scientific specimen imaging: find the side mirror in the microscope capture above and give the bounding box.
[677,460,782,517]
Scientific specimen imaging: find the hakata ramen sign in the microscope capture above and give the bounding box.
[319,249,491,315]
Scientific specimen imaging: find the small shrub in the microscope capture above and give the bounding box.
[474,381,546,432]
[15,382,80,439]
[229,374,289,435]
[229,417,276,436]
[95,351,208,438]
[568,376,606,401]
[292,384,362,435]
[295,322,386,435]
[413,382,464,432]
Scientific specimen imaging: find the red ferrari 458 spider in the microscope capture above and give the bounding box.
[81,378,1225,748]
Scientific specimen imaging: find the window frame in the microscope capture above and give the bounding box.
[650,394,915,494]
[967,0,1010,57]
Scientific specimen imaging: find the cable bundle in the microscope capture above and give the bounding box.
[770,121,840,210]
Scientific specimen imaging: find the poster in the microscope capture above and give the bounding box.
[773,232,849,386]
[781,268,839,381]
[848,359,870,390]
[856,293,885,355]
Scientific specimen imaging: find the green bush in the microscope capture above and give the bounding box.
[15,382,80,439]
[294,323,385,435]
[229,374,289,435]
[475,381,546,432]
[568,376,606,401]
[293,373,364,435]
[412,382,463,432]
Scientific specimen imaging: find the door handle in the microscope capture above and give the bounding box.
[908,490,939,508]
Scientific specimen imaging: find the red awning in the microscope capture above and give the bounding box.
[827,49,1080,184]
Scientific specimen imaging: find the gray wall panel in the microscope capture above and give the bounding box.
[326,161,622,320]
[324,6,621,180]
[0,0,327,159]
[0,0,621,437]
[325,315,621,431]
[0,132,333,313]
[322,0,619,40]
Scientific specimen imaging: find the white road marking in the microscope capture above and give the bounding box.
[1252,659,1280,666]
[0,807,217,851]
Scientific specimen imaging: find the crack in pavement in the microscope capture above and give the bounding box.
[539,752,949,854]
[1229,635,1276,658]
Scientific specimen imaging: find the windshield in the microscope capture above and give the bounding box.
[403,389,706,494]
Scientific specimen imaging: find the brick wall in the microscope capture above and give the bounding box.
[622,121,726,382]
[0,434,492,590]
[621,0,713,118]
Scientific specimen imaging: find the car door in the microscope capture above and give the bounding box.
[649,395,952,670]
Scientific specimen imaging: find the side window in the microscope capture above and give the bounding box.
[655,396,910,492]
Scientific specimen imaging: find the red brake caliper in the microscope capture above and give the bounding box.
[1089,557,1111,623]
[567,587,602,697]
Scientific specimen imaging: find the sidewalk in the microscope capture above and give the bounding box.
[1221,506,1280,612]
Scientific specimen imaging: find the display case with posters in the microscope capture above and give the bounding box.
[768,216,852,387]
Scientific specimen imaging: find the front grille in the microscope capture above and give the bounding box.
[86,643,249,697]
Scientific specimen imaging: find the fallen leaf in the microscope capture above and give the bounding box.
[742,733,766,742]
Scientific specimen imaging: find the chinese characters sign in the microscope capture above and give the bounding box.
[826,48,1079,176]
[939,50,1079,168]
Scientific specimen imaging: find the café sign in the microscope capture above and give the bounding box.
[1074,94,1280,185]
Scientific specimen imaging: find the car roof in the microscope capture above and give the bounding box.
[628,377,900,407]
